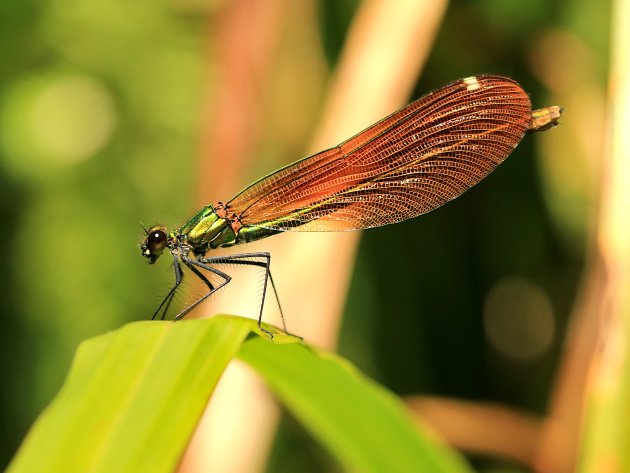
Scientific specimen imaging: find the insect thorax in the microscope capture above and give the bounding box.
[177,204,238,253]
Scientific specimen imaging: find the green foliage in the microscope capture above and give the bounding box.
[0,0,616,470]
[8,316,471,473]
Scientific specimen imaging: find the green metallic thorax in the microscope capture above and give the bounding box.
[177,204,281,256]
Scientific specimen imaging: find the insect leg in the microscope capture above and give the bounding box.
[152,253,183,321]
[202,252,288,337]
[173,256,232,321]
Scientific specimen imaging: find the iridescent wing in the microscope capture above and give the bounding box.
[227,75,532,232]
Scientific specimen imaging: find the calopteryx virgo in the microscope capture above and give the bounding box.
[140,75,562,336]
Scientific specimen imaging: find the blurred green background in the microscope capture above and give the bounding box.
[0,0,610,471]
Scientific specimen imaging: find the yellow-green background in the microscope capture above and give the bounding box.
[0,0,610,471]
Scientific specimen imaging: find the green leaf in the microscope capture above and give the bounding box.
[8,316,253,473]
[9,315,470,473]
[238,338,472,473]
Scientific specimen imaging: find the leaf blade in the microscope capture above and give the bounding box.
[8,316,253,473]
[238,337,472,473]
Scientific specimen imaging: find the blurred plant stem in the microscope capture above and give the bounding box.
[407,396,543,465]
[579,0,630,470]
[408,2,628,472]
[178,0,447,472]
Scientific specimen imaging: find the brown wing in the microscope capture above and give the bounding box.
[227,75,531,232]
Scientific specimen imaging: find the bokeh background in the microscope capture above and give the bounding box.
[0,0,619,472]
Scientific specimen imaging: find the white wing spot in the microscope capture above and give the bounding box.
[463,76,481,91]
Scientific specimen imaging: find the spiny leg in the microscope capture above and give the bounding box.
[266,270,287,332]
[152,253,184,321]
[161,257,185,319]
[170,261,219,321]
[186,262,216,299]
[207,253,286,333]
[202,252,289,337]
[172,255,232,321]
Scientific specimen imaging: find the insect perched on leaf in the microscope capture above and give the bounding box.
[140,75,562,337]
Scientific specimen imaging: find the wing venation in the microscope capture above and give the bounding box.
[227,75,531,232]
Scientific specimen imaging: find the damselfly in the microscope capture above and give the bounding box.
[140,75,561,336]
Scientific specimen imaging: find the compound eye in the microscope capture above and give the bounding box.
[147,229,167,254]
